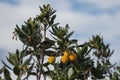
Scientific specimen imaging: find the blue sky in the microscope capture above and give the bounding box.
[0,0,120,79]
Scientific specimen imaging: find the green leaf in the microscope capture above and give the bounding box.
[69,39,77,44]
[65,24,69,31]
[13,66,20,76]
[75,43,81,53]
[81,45,88,55]
[113,72,119,80]
[0,77,2,80]
[50,15,56,25]
[50,26,58,36]
[43,62,49,67]
[4,68,12,80]
[0,66,5,74]
[117,66,120,72]
[52,23,59,27]
[40,38,55,49]
[13,53,19,66]
[68,67,73,79]
[23,55,32,66]
[65,31,74,39]
[2,60,12,70]
[29,72,37,76]
[16,49,21,63]
[91,67,105,79]
[6,56,16,66]
[44,50,56,56]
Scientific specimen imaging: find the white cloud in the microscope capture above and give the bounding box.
[77,0,120,9]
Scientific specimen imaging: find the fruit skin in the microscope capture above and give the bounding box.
[61,55,69,63]
[63,51,69,56]
[69,53,77,62]
[48,56,55,64]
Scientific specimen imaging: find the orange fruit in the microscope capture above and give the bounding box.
[63,51,69,56]
[61,55,69,63]
[48,56,55,64]
[69,53,77,62]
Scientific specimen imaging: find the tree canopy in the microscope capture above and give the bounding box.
[0,4,120,80]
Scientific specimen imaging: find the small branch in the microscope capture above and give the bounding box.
[39,26,47,80]
[39,49,45,80]
[37,58,41,80]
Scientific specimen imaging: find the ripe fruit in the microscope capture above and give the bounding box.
[69,53,77,62]
[48,56,55,64]
[63,51,69,56]
[61,55,69,63]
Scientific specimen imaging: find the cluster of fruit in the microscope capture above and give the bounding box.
[48,50,77,64]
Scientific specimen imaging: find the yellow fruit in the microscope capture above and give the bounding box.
[69,53,77,62]
[48,56,55,64]
[63,51,69,56]
[61,55,69,63]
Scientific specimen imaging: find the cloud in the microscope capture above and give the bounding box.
[0,0,19,5]
[69,0,120,15]
[77,0,120,9]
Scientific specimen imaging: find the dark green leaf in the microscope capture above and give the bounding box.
[44,50,56,56]
[0,66,5,74]
[13,66,20,76]
[6,56,16,66]
[117,66,120,72]
[4,68,12,80]
[69,39,77,44]
[81,45,88,55]
[2,60,12,70]
[29,72,37,76]
[65,31,74,39]
[91,67,105,79]
[40,38,55,49]
[50,15,56,25]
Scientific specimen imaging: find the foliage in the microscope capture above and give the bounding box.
[0,4,120,80]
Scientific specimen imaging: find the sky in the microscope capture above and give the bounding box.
[0,0,120,79]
